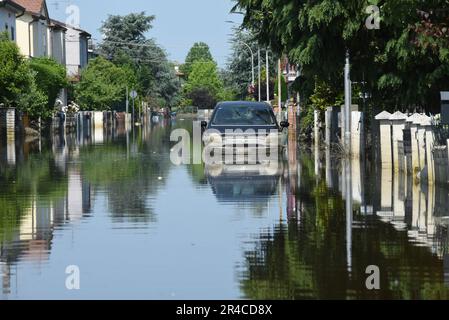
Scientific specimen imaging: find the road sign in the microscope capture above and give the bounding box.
[130,90,138,99]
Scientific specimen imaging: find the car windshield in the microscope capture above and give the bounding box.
[212,105,276,126]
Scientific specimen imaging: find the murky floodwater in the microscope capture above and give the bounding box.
[0,119,448,300]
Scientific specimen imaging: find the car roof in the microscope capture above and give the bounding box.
[216,101,272,109]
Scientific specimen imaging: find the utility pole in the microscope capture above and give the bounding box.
[130,90,138,126]
[266,49,270,103]
[250,47,255,86]
[278,58,282,122]
[296,66,301,116]
[344,52,353,269]
[345,157,353,272]
[132,95,135,126]
[126,87,129,114]
[344,51,352,154]
[238,41,255,89]
[225,21,255,90]
[258,48,261,102]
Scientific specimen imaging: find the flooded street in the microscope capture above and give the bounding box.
[1,119,449,300]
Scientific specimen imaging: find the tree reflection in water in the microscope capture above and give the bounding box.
[240,154,449,300]
[0,122,174,295]
[0,119,449,299]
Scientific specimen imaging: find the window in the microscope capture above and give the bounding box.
[212,105,276,126]
[11,27,15,41]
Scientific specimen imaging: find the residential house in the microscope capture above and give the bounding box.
[49,19,66,65]
[87,38,99,60]
[49,19,67,104]
[52,21,90,104]
[0,0,24,41]
[281,57,299,83]
[65,23,91,80]
[13,0,50,58]
[10,0,91,106]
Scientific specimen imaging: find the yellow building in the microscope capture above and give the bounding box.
[13,0,50,58]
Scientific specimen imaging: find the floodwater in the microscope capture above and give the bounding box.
[0,119,448,300]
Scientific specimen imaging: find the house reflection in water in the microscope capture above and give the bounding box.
[0,136,92,296]
[323,148,449,263]
[240,142,449,299]
[335,152,449,290]
[371,166,449,258]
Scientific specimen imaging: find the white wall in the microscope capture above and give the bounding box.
[65,26,89,77]
[65,27,81,76]
[15,13,32,56]
[16,14,49,58]
[49,28,67,105]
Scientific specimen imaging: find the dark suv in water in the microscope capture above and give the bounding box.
[201,101,290,152]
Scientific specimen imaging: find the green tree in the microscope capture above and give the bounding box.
[183,60,226,109]
[29,57,67,111]
[184,60,223,96]
[181,42,214,78]
[0,32,31,107]
[99,12,180,109]
[233,0,449,114]
[0,32,48,118]
[16,71,49,119]
[75,57,137,111]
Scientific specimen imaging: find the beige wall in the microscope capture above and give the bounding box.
[16,13,49,58]
[16,14,32,57]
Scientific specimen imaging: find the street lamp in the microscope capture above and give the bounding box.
[226,40,255,88]
[226,21,255,88]
[238,41,255,86]
[266,49,270,103]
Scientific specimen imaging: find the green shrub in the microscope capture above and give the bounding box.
[29,57,68,110]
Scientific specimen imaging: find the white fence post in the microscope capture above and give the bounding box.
[390,111,407,172]
[415,116,427,172]
[421,116,435,183]
[407,114,422,173]
[375,111,392,168]
[351,110,362,159]
[375,111,393,212]
[325,107,331,147]
[446,139,449,182]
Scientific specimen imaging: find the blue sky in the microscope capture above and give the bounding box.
[47,0,242,67]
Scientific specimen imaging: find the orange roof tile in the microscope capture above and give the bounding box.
[12,0,43,15]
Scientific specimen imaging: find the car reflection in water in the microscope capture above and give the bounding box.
[205,159,283,204]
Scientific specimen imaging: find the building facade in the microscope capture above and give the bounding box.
[13,0,51,58]
[65,24,91,79]
[3,0,91,107]
[49,19,67,105]
[49,19,66,64]
[0,0,24,41]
